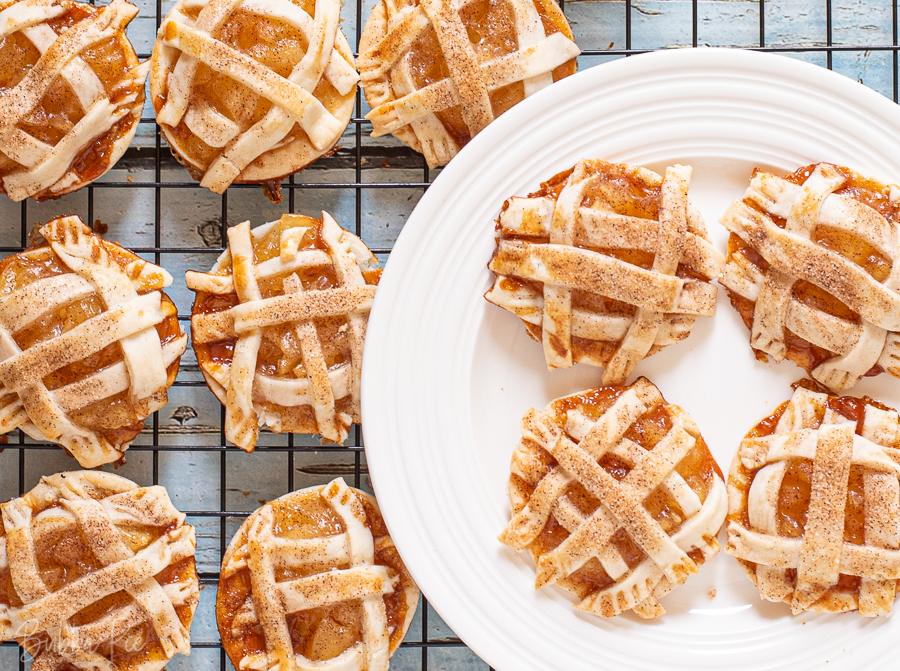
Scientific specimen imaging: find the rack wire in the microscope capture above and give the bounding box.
[2,0,900,668]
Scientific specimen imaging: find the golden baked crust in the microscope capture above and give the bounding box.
[499,377,726,618]
[150,0,359,201]
[358,0,579,168]
[0,0,147,201]
[0,471,199,671]
[720,161,900,393]
[187,213,381,452]
[217,478,419,671]
[486,159,723,384]
[726,382,900,616]
[0,215,186,467]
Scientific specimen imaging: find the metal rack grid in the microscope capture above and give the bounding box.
[1,0,900,668]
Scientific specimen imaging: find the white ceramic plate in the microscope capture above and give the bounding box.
[361,48,900,670]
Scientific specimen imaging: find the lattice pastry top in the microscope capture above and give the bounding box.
[150,0,359,201]
[0,470,199,671]
[499,377,727,618]
[358,0,580,169]
[720,162,900,393]
[0,216,186,468]
[187,212,380,451]
[218,477,419,671]
[486,159,724,385]
[726,383,900,615]
[0,0,148,202]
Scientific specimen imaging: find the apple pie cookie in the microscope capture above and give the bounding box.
[727,383,900,616]
[720,162,900,393]
[187,212,380,451]
[0,215,186,467]
[150,0,359,201]
[359,0,580,168]
[499,377,727,618]
[0,471,199,670]
[0,0,148,201]
[486,159,724,384]
[217,477,419,671]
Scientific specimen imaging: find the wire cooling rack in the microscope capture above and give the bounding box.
[2,0,900,669]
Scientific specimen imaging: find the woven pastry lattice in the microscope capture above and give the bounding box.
[0,0,147,201]
[486,160,724,384]
[720,162,900,393]
[0,471,198,671]
[727,385,900,615]
[188,213,378,451]
[500,378,727,618]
